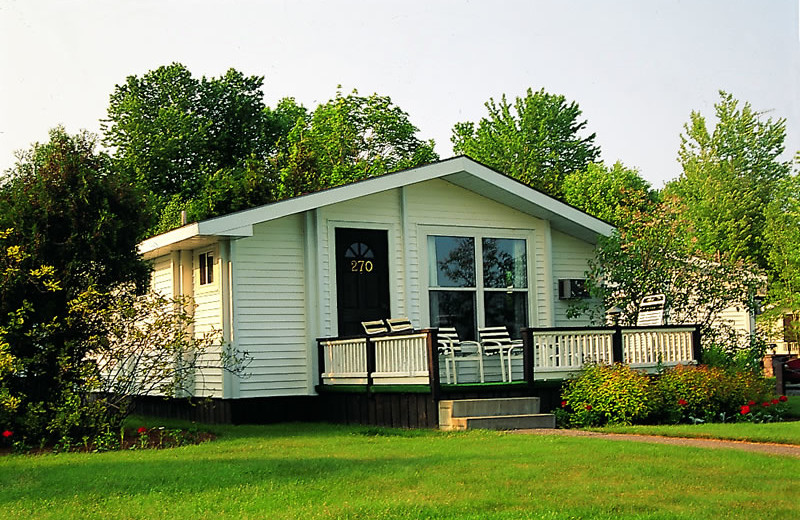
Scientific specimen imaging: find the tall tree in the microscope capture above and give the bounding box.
[562,161,656,227]
[102,63,279,232]
[451,88,600,198]
[763,173,800,314]
[0,128,149,441]
[667,91,791,270]
[276,89,438,198]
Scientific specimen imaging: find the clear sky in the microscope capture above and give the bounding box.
[1,0,798,187]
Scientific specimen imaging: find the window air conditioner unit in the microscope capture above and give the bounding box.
[558,279,589,300]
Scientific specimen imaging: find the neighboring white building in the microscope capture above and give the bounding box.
[137,157,614,416]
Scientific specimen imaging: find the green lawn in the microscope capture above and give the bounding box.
[1,421,798,519]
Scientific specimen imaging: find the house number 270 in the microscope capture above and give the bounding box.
[350,260,373,273]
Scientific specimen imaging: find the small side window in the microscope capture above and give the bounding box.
[199,251,214,285]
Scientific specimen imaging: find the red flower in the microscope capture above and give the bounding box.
[677,399,688,406]
[740,405,750,415]
[762,402,770,408]
[2,430,12,438]
[771,398,780,405]
[747,400,756,406]
[585,404,592,411]
[560,400,567,408]
[137,427,148,434]
[779,395,788,402]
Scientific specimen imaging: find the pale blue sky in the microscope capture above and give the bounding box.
[1,0,798,187]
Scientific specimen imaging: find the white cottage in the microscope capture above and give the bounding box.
[138,156,626,424]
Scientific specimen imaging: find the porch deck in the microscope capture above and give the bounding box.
[317,325,701,389]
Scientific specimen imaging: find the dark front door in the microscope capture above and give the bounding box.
[335,228,390,337]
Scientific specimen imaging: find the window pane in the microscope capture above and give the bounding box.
[484,292,528,339]
[428,236,475,287]
[483,238,527,288]
[430,291,476,341]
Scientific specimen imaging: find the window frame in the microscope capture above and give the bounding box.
[422,226,533,341]
[198,250,215,287]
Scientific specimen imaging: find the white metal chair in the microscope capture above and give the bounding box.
[362,320,389,335]
[385,317,414,333]
[636,294,666,326]
[478,326,524,382]
[437,327,484,384]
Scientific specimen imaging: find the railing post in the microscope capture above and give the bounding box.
[365,336,376,391]
[317,339,325,387]
[424,328,440,402]
[691,326,702,363]
[521,327,534,389]
[772,356,787,396]
[611,326,623,364]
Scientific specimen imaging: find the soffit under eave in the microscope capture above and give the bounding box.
[140,235,220,260]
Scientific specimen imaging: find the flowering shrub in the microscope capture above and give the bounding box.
[558,363,784,427]
[560,364,655,427]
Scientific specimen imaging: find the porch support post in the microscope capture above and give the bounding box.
[424,328,440,402]
[366,336,376,391]
[521,327,535,389]
[691,326,702,363]
[317,339,326,387]
[611,326,623,364]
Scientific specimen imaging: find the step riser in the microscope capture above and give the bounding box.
[446,414,556,431]
[441,397,541,418]
[438,397,555,431]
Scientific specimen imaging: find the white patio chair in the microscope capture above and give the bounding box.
[385,317,414,334]
[478,326,524,382]
[437,327,484,384]
[636,294,666,326]
[362,320,389,335]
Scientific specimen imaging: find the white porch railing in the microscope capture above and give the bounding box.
[318,325,700,387]
[622,327,696,366]
[319,333,429,385]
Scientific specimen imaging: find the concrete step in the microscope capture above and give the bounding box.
[448,413,556,431]
[438,397,555,431]
[440,397,541,419]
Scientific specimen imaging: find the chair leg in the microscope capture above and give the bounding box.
[498,349,507,382]
[478,354,485,383]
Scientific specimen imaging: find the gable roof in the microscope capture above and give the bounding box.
[139,156,615,258]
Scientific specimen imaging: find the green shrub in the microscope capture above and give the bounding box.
[558,363,779,428]
[560,364,654,427]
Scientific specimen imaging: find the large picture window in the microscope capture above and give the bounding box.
[428,235,528,340]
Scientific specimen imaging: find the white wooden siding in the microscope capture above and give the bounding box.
[150,255,173,296]
[317,190,404,335]
[403,179,551,330]
[233,215,309,398]
[192,246,223,397]
[550,230,596,327]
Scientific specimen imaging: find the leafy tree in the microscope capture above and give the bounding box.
[102,63,279,231]
[0,128,149,443]
[276,89,438,198]
[562,161,657,227]
[577,197,764,358]
[667,91,791,270]
[451,88,600,198]
[103,63,273,198]
[762,173,800,321]
[73,287,250,430]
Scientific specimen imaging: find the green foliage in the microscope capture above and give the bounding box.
[0,129,149,445]
[275,89,438,198]
[451,87,599,198]
[578,197,764,362]
[762,173,800,321]
[560,364,655,426]
[667,91,791,271]
[559,364,777,427]
[103,63,275,202]
[562,161,657,226]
